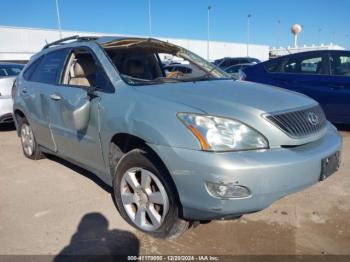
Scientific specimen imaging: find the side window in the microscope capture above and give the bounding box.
[284,59,298,73]
[282,54,326,75]
[0,65,23,77]
[11,67,22,75]
[62,49,114,93]
[0,68,6,77]
[264,59,281,73]
[330,54,350,76]
[214,59,222,66]
[65,52,97,87]
[23,57,43,80]
[300,57,322,73]
[227,65,239,73]
[31,49,69,84]
[185,67,192,74]
[222,59,230,68]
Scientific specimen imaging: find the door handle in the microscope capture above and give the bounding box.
[329,84,345,89]
[50,94,62,101]
[21,88,28,94]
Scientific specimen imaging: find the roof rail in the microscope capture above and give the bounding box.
[43,35,98,49]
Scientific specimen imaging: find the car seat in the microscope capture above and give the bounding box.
[69,56,97,87]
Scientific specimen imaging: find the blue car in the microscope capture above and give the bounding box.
[242,50,350,124]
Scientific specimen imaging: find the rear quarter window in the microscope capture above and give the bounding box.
[330,53,350,76]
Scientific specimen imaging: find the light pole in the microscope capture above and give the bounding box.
[148,0,152,37]
[346,34,349,47]
[247,14,252,57]
[277,19,281,48]
[55,0,62,39]
[207,5,212,61]
[332,30,336,44]
[318,27,322,45]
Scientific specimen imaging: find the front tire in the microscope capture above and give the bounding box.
[113,148,189,239]
[19,118,43,160]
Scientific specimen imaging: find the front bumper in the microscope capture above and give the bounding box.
[0,96,14,123]
[150,123,342,220]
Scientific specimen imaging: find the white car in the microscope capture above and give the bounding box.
[0,63,24,123]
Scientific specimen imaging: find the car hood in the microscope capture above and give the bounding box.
[134,80,320,147]
[134,79,315,116]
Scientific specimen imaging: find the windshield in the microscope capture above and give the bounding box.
[0,64,24,77]
[103,39,231,85]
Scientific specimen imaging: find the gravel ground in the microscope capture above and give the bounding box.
[0,124,349,257]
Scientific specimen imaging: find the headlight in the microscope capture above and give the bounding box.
[177,113,268,151]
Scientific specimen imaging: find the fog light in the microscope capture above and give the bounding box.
[205,181,251,199]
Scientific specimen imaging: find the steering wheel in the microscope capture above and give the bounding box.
[166,71,184,79]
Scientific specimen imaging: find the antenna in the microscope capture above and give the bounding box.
[291,24,302,48]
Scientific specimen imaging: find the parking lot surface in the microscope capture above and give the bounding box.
[0,124,349,256]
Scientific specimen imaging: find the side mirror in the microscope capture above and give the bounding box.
[73,99,91,132]
[72,85,98,132]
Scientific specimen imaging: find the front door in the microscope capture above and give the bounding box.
[48,48,107,173]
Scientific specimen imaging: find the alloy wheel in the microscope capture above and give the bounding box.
[120,167,169,231]
[21,123,35,156]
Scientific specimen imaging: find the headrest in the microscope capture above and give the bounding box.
[73,56,96,77]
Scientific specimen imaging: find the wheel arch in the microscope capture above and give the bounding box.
[108,132,184,217]
[13,109,26,136]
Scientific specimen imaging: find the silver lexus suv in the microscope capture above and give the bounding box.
[13,36,342,239]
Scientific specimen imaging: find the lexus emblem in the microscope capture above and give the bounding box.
[308,112,319,125]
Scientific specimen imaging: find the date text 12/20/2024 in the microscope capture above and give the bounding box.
[127,255,220,261]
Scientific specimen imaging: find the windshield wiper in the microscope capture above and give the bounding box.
[157,77,187,83]
[120,74,186,85]
[181,74,228,83]
[120,74,154,83]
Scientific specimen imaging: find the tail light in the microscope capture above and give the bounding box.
[11,79,17,99]
[238,70,247,81]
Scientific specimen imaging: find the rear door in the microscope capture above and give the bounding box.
[21,49,69,151]
[265,52,334,116]
[328,51,350,123]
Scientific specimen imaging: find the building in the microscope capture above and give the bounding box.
[0,25,270,63]
[269,43,345,58]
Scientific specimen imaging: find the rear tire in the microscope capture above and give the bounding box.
[113,148,189,239]
[18,118,44,160]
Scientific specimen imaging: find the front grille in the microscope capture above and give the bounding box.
[264,105,327,138]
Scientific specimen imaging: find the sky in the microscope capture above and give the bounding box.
[1,0,349,49]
